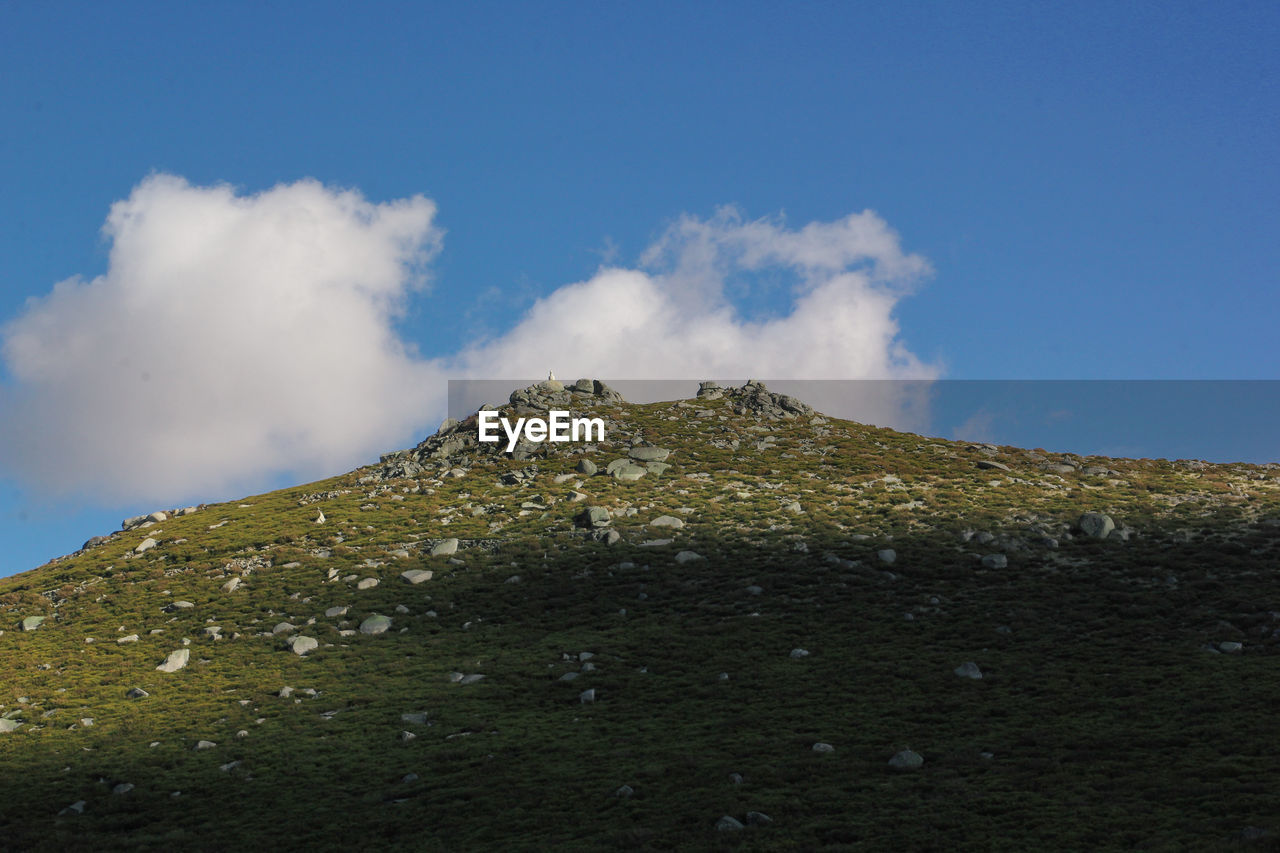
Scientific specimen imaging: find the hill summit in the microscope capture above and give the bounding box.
[2,380,1278,850]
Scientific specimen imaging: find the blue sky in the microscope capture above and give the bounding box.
[1,1,1276,576]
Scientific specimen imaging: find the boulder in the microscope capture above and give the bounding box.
[889,750,924,771]
[325,606,349,617]
[286,636,318,656]
[0,719,22,733]
[360,614,393,635]
[611,464,647,482]
[1078,512,1115,539]
[716,816,745,831]
[981,554,1008,569]
[628,446,671,462]
[576,506,612,528]
[954,661,983,679]
[674,550,704,564]
[576,459,598,476]
[649,515,684,529]
[126,687,150,699]
[20,616,45,631]
[401,569,434,585]
[430,538,459,556]
[135,538,158,554]
[156,649,190,673]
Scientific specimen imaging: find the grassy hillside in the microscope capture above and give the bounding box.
[2,382,1278,851]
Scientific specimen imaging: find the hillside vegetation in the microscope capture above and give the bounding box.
[2,381,1278,851]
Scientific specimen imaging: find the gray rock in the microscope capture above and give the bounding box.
[812,742,835,753]
[135,538,158,554]
[789,648,810,658]
[954,661,983,679]
[889,749,924,771]
[976,459,1010,471]
[401,569,434,585]
[360,614,393,635]
[1078,511,1115,539]
[401,712,430,725]
[577,506,612,528]
[430,538,459,556]
[615,785,634,798]
[0,719,22,733]
[981,554,1008,569]
[1219,641,1244,654]
[356,577,379,590]
[628,446,671,462]
[675,550,704,564]
[649,515,684,529]
[60,800,86,815]
[194,740,216,750]
[745,811,774,826]
[459,674,486,685]
[579,688,596,704]
[878,549,897,564]
[576,459,598,476]
[716,816,745,831]
[222,577,242,593]
[162,601,194,612]
[277,686,295,698]
[746,585,763,595]
[20,615,45,631]
[272,622,296,635]
[113,782,135,795]
[611,463,647,482]
[126,687,149,699]
[325,606,349,617]
[122,515,148,530]
[287,636,319,656]
[156,649,190,673]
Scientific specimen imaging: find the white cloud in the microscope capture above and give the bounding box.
[0,180,938,506]
[1,174,443,502]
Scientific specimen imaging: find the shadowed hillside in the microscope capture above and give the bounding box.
[2,380,1278,851]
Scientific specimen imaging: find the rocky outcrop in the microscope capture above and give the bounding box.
[376,378,625,478]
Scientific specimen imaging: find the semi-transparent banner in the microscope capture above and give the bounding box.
[447,379,1279,465]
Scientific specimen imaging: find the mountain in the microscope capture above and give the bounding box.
[2,380,1278,851]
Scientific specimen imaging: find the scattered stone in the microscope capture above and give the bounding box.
[126,687,149,699]
[576,459,598,475]
[577,506,612,528]
[889,750,924,771]
[579,688,596,704]
[286,636,319,656]
[272,622,296,635]
[878,549,897,564]
[1219,641,1244,654]
[156,649,190,673]
[954,661,983,679]
[981,554,1008,569]
[20,616,46,631]
[976,460,1010,471]
[674,550,704,564]
[60,800,86,816]
[746,585,763,595]
[194,740,216,750]
[812,742,835,753]
[745,811,773,826]
[325,606,349,617]
[628,446,671,462]
[1078,511,1115,539]
[611,463,647,482]
[135,538,158,554]
[459,674,486,685]
[222,577,242,593]
[401,569,433,585]
[430,538,459,556]
[615,785,634,798]
[649,515,684,529]
[357,577,379,590]
[401,712,429,725]
[0,719,23,733]
[278,687,295,698]
[716,816,745,831]
[790,648,810,659]
[113,782,135,795]
[360,614,393,635]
